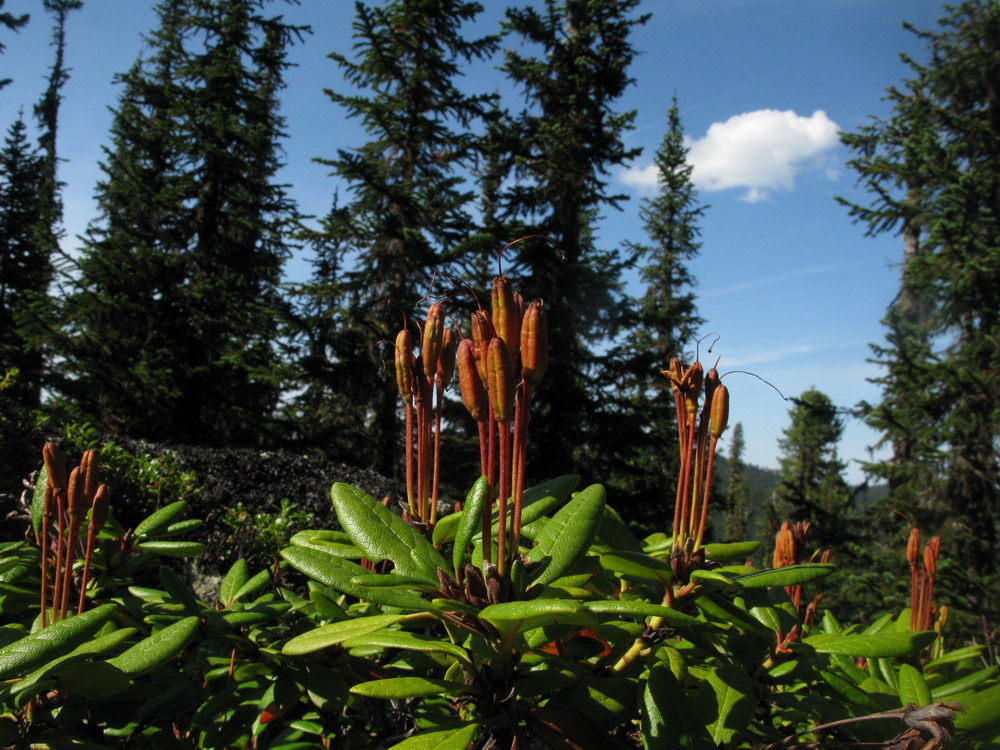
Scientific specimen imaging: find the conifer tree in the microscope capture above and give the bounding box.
[840,0,1000,574]
[771,389,851,548]
[607,97,704,525]
[722,422,752,542]
[58,0,303,446]
[0,2,29,92]
[497,0,648,482]
[290,0,498,474]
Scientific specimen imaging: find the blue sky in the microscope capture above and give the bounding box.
[1,0,946,483]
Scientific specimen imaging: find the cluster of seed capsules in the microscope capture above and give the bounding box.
[392,273,546,576]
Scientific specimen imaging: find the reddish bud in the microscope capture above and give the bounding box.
[471,310,495,384]
[491,275,521,362]
[67,466,84,517]
[924,536,941,578]
[487,337,515,422]
[906,527,920,568]
[457,339,487,421]
[80,450,100,503]
[91,484,111,531]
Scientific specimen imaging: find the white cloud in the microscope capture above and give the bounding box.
[621,109,840,202]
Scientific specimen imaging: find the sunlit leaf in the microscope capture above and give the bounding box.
[350,676,469,698]
[283,614,406,655]
[805,630,937,658]
[526,484,606,587]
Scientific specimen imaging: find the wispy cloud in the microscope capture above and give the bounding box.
[621,109,840,202]
[701,263,848,299]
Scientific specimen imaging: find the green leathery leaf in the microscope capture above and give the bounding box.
[931,666,997,699]
[136,540,205,558]
[134,500,189,538]
[11,627,137,698]
[598,551,671,583]
[585,601,703,629]
[816,668,885,712]
[106,616,199,677]
[283,614,407,655]
[642,662,715,750]
[289,529,363,558]
[0,548,39,584]
[480,599,596,636]
[331,483,447,583]
[689,569,737,587]
[925,644,986,668]
[350,676,470,699]
[953,682,1000,733]
[340,630,471,665]
[281,546,433,611]
[432,509,463,547]
[897,663,932,707]
[0,603,117,679]
[219,559,249,606]
[703,541,760,563]
[731,563,836,588]
[519,475,580,522]
[160,518,203,537]
[596,506,644,553]
[31,465,48,539]
[58,660,130,697]
[233,568,271,603]
[349,573,440,592]
[453,477,488,574]
[526,484,606,587]
[806,630,938,658]
[387,723,478,750]
[697,664,755,746]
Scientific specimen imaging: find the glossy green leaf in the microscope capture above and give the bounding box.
[519,475,580,521]
[816,668,885,712]
[58,660,130,696]
[350,676,468,699]
[931,666,997,699]
[598,552,671,583]
[10,626,136,699]
[806,630,937,658]
[954,682,1000,733]
[897,663,931,707]
[0,603,117,679]
[350,573,440,591]
[283,614,406,655]
[387,723,478,750]
[134,500,189,538]
[642,662,715,750]
[731,563,836,588]
[281,546,433,611]
[0,548,39,584]
[925,644,986,668]
[700,664,755,746]
[219,559,250,605]
[289,529,363,558]
[31,465,48,539]
[233,568,271,603]
[702,541,760,563]
[136,540,205,558]
[596,506,644,553]
[452,477,488,574]
[106,616,199,677]
[585,601,703,628]
[689,569,736,587]
[332,483,447,583]
[161,519,203,537]
[526,484,606,587]
[480,599,596,635]
[341,630,471,665]
[432,509,463,547]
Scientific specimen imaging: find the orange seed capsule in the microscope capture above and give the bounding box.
[709,384,729,440]
[520,300,548,386]
[67,466,84,517]
[394,329,414,402]
[471,310,495,384]
[491,275,521,362]
[91,484,111,531]
[487,337,515,422]
[43,442,67,493]
[906,527,920,568]
[437,327,458,387]
[457,339,486,422]
[422,302,445,385]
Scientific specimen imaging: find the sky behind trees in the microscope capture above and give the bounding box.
[0,0,947,481]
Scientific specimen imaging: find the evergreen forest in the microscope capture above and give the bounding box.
[0,1,997,747]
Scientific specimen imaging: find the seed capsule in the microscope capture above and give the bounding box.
[437,327,458,387]
[487,337,515,422]
[67,467,85,517]
[43,442,67,493]
[906,527,920,568]
[520,300,548,386]
[709,384,729,439]
[924,536,941,577]
[394,328,415,402]
[91,484,111,531]
[491,275,521,362]
[457,339,486,422]
[471,310,495,384]
[80,450,100,503]
[422,302,445,385]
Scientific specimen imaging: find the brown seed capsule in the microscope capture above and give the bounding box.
[42,442,67,493]
[471,310,495,384]
[80,450,100,503]
[709,384,729,440]
[487,337,515,422]
[67,466,84,517]
[457,339,487,421]
[906,527,920,568]
[91,484,111,531]
[422,302,445,385]
[491,275,521,362]
[520,300,548,386]
[394,329,415,402]
[437,327,458,387]
[924,536,941,577]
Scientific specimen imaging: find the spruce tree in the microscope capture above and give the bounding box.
[0,2,29,92]
[840,0,1000,575]
[58,0,303,446]
[498,0,648,482]
[289,0,498,474]
[722,422,752,542]
[771,389,851,548]
[608,97,704,526]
